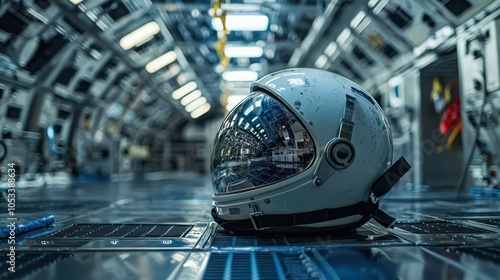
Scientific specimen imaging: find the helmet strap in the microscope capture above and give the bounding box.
[368,156,412,228]
[212,156,411,232]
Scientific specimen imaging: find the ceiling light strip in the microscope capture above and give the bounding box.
[185,97,207,112]
[224,46,263,58]
[180,90,202,106]
[172,82,197,100]
[190,103,211,119]
[222,71,258,82]
[146,51,177,73]
[212,15,269,31]
[119,21,160,50]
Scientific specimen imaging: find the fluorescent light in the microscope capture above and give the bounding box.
[224,46,263,58]
[350,11,365,29]
[212,15,269,31]
[368,0,379,7]
[315,55,328,69]
[356,17,371,32]
[70,0,84,5]
[145,51,177,73]
[180,90,202,105]
[185,97,207,112]
[336,28,351,45]
[223,71,258,82]
[119,22,160,50]
[176,73,191,85]
[325,42,338,56]
[373,0,389,15]
[244,0,277,3]
[190,103,211,119]
[227,95,247,112]
[172,82,197,100]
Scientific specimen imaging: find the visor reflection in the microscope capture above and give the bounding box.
[211,92,315,194]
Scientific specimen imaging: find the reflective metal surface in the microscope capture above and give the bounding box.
[211,91,315,194]
[1,175,500,279]
[22,251,189,280]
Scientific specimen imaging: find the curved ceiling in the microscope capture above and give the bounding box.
[0,0,493,133]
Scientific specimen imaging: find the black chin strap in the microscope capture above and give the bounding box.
[370,156,411,227]
[213,157,411,232]
[212,200,379,232]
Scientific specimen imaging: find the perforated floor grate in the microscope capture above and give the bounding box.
[395,221,493,234]
[47,224,193,238]
[0,252,72,280]
[203,252,320,280]
[211,236,287,247]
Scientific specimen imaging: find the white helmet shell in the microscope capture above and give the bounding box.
[211,68,409,233]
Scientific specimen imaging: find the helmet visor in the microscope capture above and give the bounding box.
[211,91,315,194]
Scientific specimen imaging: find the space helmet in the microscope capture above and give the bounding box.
[210,68,411,233]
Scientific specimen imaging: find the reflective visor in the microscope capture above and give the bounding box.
[211,91,315,194]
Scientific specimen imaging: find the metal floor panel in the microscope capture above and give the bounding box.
[5,251,189,280]
[0,173,499,279]
[48,223,194,238]
[202,251,321,280]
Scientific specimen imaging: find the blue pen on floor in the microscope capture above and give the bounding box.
[0,215,55,239]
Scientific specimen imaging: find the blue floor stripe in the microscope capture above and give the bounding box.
[272,252,287,280]
[251,252,259,280]
[224,252,233,280]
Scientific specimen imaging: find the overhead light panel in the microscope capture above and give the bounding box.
[172,81,197,100]
[325,42,338,57]
[373,0,389,14]
[180,90,202,105]
[315,55,328,69]
[212,15,269,31]
[185,97,207,112]
[226,95,248,112]
[190,103,211,119]
[224,46,263,58]
[223,71,258,82]
[244,0,277,3]
[70,0,84,4]
[350,11,366,29]
[336,28,351,45]
[368,0,379,7]
[119,22,160,50]
[146,51,177,73]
